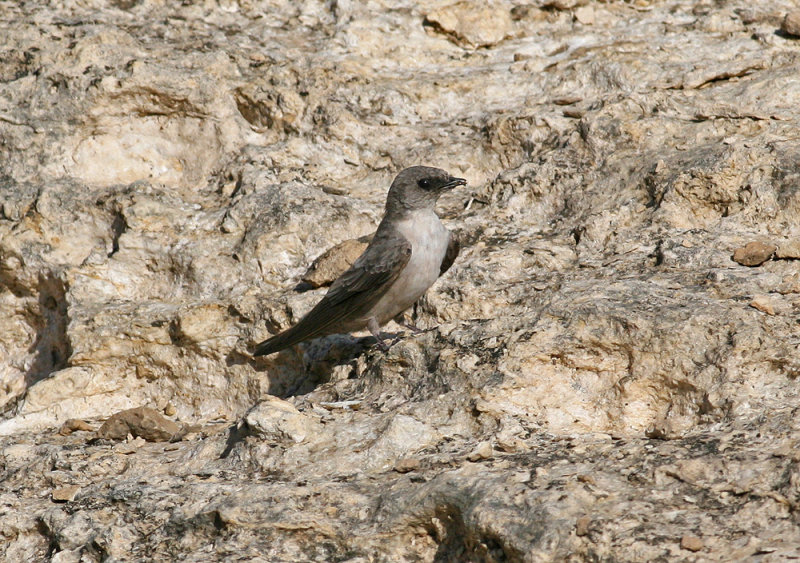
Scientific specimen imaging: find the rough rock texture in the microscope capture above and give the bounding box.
[2,0,800,561]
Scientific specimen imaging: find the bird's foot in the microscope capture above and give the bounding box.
[403,322,438,335]
[373,333,406,352]
[368,318,395,352]
[375,337,391,352]
[397,321,425,334]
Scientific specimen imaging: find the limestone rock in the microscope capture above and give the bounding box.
[750,295,776,315]
[424,2,514,48]
[575,515,592,537]
[776,240,800,259]
[574,6,596,25]
[51,485,80,503]
[244,397,318,444]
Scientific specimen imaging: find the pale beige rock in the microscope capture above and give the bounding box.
[364,414,441,471]
[424,2,514,48]
[244,397,319,444]
[544,0,589,8]
[51,485,80,502]
[113,436,147,454]
[574,5,596,25]
[467,441,494,461]
[173,304,237,347]
[0,367,132,436]
[681,534,704,552]
[776,240,800,259]
[750,295,775,315]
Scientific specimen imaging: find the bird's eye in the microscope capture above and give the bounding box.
[418,178,431,189]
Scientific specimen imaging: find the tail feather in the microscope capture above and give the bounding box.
[252,319,330,356]
[252,327,303,356]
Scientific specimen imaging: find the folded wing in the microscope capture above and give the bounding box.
[253,230,412,356]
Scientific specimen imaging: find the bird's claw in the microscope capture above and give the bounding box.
[399,322,425,334]
[373,334,404,352]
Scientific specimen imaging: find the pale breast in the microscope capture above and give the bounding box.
[368,210,450,325]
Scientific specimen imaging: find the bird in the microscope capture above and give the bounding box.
[252,166,466,356]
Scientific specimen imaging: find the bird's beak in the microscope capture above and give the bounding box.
[443,177,467,190]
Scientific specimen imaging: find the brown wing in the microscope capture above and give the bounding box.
[253,230,411,356]
[439,232,460,276]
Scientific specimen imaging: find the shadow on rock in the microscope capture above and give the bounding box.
[228,333,405,398]
[25,273,71,388]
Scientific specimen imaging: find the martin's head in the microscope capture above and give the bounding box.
[385,166,466,214]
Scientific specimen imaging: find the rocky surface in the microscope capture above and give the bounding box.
[1,0,800,561]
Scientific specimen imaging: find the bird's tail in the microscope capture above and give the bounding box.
[252,320,329,356]
[252,327,302,356]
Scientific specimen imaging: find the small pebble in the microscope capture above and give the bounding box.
[732,241,776,266]
[681,534,704,552]
[52,485,80,502]
[575,515,591,537]
[495,435,524,452]
[114,436,146,454]
[164,403,177,417]
[394,457,421,473]
[467,441,493,462]
[511,471,532,484]
[575,5,595,25]
[782,11,800,37]
[59,419,93,435]
[750,295,775,315]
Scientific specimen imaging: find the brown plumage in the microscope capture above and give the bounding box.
[253,166,465,356]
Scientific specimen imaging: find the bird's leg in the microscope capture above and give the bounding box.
[394,301,426,333]
[367,318,391,352]
[393,313,425,334]
[394,304,437,335]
